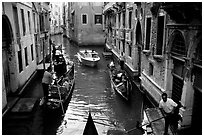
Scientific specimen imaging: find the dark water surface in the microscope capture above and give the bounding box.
[51,34,144,135]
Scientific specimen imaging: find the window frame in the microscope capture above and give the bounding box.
[24,47,29,66]
[20,8,26,36]
[31,44,34,61]
[82,13,88,25]
[145,16,152,50]
[155,14,166,55]
[94,14,102,25]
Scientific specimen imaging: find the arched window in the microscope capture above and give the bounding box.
[194,40,202,65]
[136,21,142,45]
[171,31,186,57]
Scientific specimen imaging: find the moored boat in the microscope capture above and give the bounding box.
[108,62,132,101]
[46,52,75,110]
[77,49,100,67]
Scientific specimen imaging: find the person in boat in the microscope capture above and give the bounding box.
[63,79,70,90]
[114,72,123,85]
[42,66,53,102]
[109,61,115,71]
[119,52,125,70]
[51,40,56,60]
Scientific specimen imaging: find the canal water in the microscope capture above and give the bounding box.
[51,34,144,135]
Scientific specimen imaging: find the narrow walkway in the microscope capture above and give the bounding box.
[2,71,44,135]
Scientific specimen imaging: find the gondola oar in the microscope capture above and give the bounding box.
[56,81,65,116]
[123,115,166,134]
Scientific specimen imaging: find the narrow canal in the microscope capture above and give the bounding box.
[51,34,145,135]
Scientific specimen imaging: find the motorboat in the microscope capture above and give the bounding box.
[108,62,132,101]
[77,49,100,67]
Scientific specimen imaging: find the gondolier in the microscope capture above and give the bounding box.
[42,66,53,102]
[159,93,178,135]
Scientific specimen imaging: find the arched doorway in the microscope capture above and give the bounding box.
[135,21,142,77]
[2,15,13,95]
[170,30,186,103]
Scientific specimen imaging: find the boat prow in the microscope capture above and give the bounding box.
[83,111,98,135]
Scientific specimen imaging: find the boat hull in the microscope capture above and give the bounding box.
[109,68,132,101]
[77,50,100,67]
[80,57,99,67]
[46,64,75,110]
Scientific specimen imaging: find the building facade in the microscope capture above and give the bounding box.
[50,2,63,35]
[2,2,51,113]
[103,2,202,134]
[66,2,105,46]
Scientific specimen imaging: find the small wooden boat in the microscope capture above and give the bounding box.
[77,49,100,67]
[108,62,132,101]
[46,55,75,110]
[83,111,98,135]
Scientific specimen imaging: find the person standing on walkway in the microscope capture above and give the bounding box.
[42,66,53,102]
[159,93,178,135]
[119,52,125,70]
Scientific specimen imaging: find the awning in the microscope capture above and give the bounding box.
[103,2,116,14]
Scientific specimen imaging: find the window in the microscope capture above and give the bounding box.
[18,50,23,72]
[13,6,20,38]
[149,63,153,76]
[119,40,120,50]
[118,13,121,28]
[45,14,48,30]
[194,40,202,65]
[28,11,31,34]
[129,11,132,29]
[31,44,34,61]
[33,12,36,33]
[136,22,142,45]
[156,16,165,55]
[95,14,102,24]
[171,31,186,57]
[129,44,132,57]
[21,9,26,35]
[123,12,125,28]
[25,47,28,66]
[82,14,87,24]
[39,13,44,32]
[145,17,151,50]
[123,40,125,53]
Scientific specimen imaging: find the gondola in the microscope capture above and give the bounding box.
[108,62,132,101]
[77,49,100,67]
[83,111,98,135]
[46,51,75,110]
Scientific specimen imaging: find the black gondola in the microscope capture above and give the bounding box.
[46,51,75,110]
[83,111,98,135]
[108,62,132,101]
